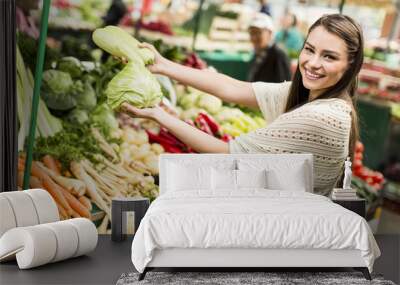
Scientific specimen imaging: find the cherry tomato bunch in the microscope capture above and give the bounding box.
[352,141,385,190]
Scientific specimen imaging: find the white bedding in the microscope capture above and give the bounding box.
[131,190,380,273]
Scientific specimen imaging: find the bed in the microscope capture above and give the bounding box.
[131,154,381,281]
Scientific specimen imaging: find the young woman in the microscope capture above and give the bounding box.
[122,14,363,196]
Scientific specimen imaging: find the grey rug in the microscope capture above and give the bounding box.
[116,271,395,285]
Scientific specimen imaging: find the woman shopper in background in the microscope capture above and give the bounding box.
[122,14,363,196]
[275,10,304,55]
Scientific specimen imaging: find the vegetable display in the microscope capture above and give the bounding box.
[17,30,271,234]
[16,46,62,151]
[352,141,385,190]
[177,86,265,137]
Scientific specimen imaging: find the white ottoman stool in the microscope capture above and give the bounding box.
[0,189,98,269]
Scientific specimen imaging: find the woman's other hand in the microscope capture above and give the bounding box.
[121,102,163,121]
[138,42,170,74]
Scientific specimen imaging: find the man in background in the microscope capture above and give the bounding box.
[247,13,291,83]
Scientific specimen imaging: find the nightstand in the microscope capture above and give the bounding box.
[111,197,150,242]
[332,198,366,218]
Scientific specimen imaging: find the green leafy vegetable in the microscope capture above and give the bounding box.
[67,108,89,124]
[16,46,62,151]
[61,36,93,61]
[92,26,163,109]
[33,123,103,170]
[92,26,154,64]
[57,56,83,78]
[41,70,77,110]
[75,80,97,110]
[105,61,162,109]
[91,103,119,135]
[18,32,61,71]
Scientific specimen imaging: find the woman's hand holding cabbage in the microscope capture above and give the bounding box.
[92,26,163,110]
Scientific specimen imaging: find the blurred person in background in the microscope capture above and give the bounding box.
[259,0,272,16]
[102,0,127,26]
[247,13,291,83]
[275,10,304,56]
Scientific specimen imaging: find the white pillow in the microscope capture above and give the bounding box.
[211,168,236,190]
[167,163,211,191]
[237,159,309,192]
[266,164,307,191]
[236,169,267,189]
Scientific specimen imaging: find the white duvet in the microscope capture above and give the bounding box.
[131,190,380,273]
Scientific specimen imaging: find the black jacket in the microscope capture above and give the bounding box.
[248,43,291,83]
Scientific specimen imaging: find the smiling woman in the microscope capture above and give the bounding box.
[285,14,363,168]
[122,14,364,196]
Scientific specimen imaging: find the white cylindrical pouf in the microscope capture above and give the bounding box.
[0,196,17,238]
[1,192,39,227]
[0,226,57,269]
[24,189,59,224]
[66,218,98,257]
[42,220,79,262]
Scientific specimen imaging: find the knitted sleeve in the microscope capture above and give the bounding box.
[252,81,292,124]
[229,99,352,196]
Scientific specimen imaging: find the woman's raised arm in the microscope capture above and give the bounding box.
[140,43,258,109]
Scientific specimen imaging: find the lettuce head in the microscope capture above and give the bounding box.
[105,61,162,109]
[92,26,154,64]
[92,25,163,109]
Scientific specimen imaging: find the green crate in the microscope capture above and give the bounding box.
[356,98,391,170]
[198,51,252,81]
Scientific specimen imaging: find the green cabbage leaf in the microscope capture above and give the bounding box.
[92,25,162,109]
[105,61,162,109]
[92,26,154,64]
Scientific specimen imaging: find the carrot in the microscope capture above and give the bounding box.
[18,159,24,172]
[78,196,92,212]
[42,155,61,175]
[70,209,81,218]
[56,160,62,173]
[29,161,73,216]
[18,171,24,188]
[42,179,73,216]
[29,176,43,189]
[56,202,68,220]
[59,187,91,219]
[36,162,86,197]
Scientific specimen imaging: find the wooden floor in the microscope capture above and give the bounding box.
[0,235,398,285]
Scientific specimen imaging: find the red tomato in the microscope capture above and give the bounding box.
[353,168,362,177]
[359,168,369,180]
[365,177,374,185]
[372,172,384,184]
[352,159,363,170]
[355,141,364,153]
[354,152,363,161]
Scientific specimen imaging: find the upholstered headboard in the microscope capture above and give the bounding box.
[159,154,314,194]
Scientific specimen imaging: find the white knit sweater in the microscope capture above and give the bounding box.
[229,81,352,196]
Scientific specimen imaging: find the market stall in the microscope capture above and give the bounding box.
[8,0,400,235]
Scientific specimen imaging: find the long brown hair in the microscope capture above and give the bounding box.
[285,14,363,176]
